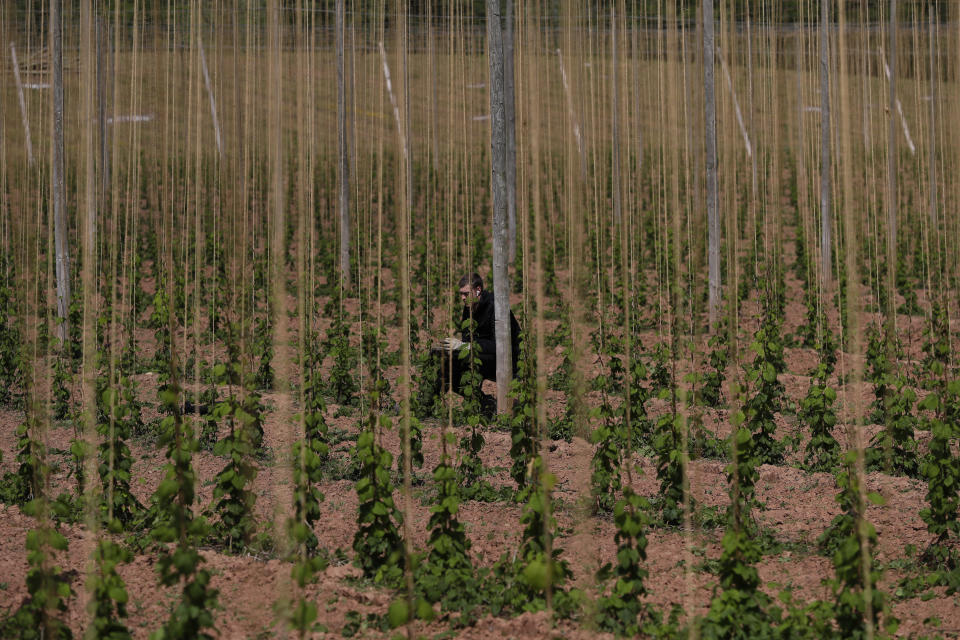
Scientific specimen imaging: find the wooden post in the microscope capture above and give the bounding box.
[427,0,439,173]
[611,7,621,225]
[704,0,720,327]
[10,44,34,165]
[820,0,832,283]
[487,0,511,413]
[927,4,938,228]
[336,0,350,287]
[886,0,898,339]
[51,0,70,344]
[97,15,109,205]
[79,0,100,543]
[505,0,517,264]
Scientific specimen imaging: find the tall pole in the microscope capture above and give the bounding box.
[704,0,720,327]
[886,0,898,342]
[97,15,109,205]
[820,0,832,284]
[51,0,70,344]
[611,6,621,226]
[505,0,517,265]
[336,0,351,287]
[487,0,511,413]
[927,3,938,229]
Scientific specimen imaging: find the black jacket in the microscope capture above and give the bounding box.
[460,289,521,371]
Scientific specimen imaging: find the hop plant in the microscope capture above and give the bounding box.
[51,353,72,421]
[97,384,143,526]
[3,517,74,640]
[352,394,404,585]
[700,333,728,408]
[802,364,841,472]
[744,320,786,466]
[919,380,960,552]
[652,408,687,527]
[418,456,473,609]
[0,415,42,505]
[823,457,897,638]
[325,314,359,406]
[149,380,219,640]
[488,457,572,616]
[649,342,672,394]
[621,356,652,450]
[590,357,623,514]
[508,342,537,489]
[456,317,490,496]
[700,408,770,638]
[252,315,274,391]
[595,488,654,635]
[0,281,23,407]
[866,375,919,478]
[87,538,133,639]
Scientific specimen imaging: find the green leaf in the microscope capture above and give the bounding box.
[866,492,886,506]
[387,598,409,628]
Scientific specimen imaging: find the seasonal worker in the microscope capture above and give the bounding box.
[435,272,521,417]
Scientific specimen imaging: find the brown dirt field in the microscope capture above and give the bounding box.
[1,267,959,639]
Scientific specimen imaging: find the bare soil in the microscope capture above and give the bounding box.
[0,274,958,639]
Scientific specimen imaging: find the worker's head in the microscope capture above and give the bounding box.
[458,272,483,306]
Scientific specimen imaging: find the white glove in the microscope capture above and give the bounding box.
[441,337,464,352]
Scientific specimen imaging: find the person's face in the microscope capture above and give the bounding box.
[459,284,480,307]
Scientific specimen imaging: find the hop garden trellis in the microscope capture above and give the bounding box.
[0,0,959,637]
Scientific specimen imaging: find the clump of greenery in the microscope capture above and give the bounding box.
[417,451,473,610]
[412,342,442,420]
[595,488,658,635]
[824,456,897,638]
[455,319,496,499]
[743,317,786,465]
[590,354,623,514]
[699,332,728,408]
[1,406,73,640]
[547,404,575,443]
[87,537,134,639]
[865,324,892,422]
[2,512,74,639]
[919,302,950,391]
[621,354,653,450]
[699,406,773,638]
[396,403,424,487]
[919,379,960,566]
[148,286,171,374]
[488,456,579,618]
[252,314,274,391]
[280,434,330,638]
[97,382,143,526]
[291,337,330,554]
[802,364,840,472]
[0,280,22,407]
[0,414,42,505]
[326,313,359,406]
[508,342,537,489]
[202,322,265,549]
[866,375,919,478]
[205,362,261,552]
[648,342,672,394]
[352,392,404,585]
[149,379,220,640]
[652,406,686,526]
[51,351,72,421]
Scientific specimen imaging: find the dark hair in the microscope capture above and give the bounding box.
[458,272,483,290]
